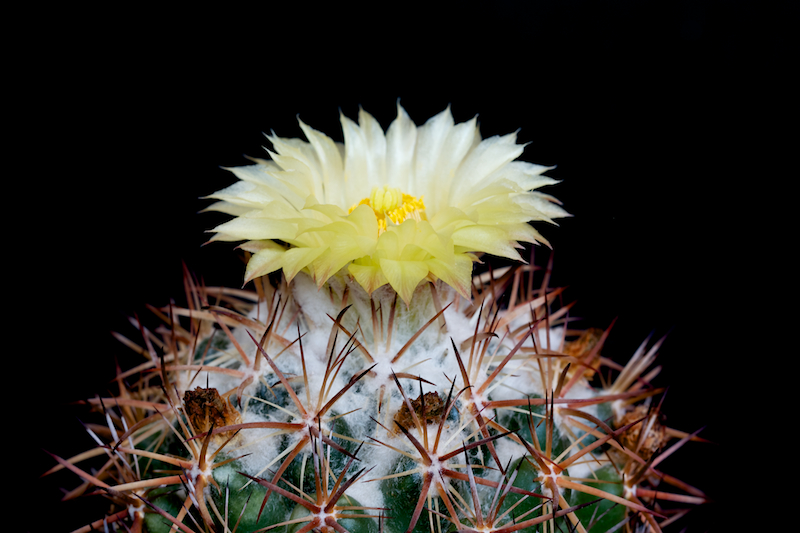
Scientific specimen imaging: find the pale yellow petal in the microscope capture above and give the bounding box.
[503,223,552,248]
[452,132,525,197]
[244,245,285,283]
[498,161,559,190]
[358,107,388,186]
[345,203,380,239]
[210,216,296,242]
[428,206,476,235]
[406,220,455,264]
[238,240,284,254]
[425,254,474,299]
[348,260,388,295]
[298,119,345,206]
[266,151,317,197]
[280,246,327,283]
[516,192,572,222]
[415,107,479,212]
[311,238,370,287]
[413,106,456,192]
[201,200,251,217]
[303,201,348,219]
[379,257,430,305]
[203,180,275,208]
[452,225,523,261]
[225,164,306,207]
[385,103,417,188]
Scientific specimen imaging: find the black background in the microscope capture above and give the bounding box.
[20,1,791,531]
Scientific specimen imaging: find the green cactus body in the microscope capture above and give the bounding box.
[211,461,290,532]
[568,465,626,531]
[143,487,185,533]
[494,458,544,533]
[284,415,358,494]
[494,397,571,459]
[48,268,706,533]
[380,455,441,533]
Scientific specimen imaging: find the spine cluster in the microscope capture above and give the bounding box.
[46,258,708,533]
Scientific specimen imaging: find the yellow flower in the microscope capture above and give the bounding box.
[205,104,568,304]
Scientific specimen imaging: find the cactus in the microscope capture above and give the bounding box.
[44,106,708,533]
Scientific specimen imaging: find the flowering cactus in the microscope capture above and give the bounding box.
[45,106,707,533]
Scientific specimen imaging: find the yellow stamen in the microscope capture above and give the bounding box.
[349,185,426,233]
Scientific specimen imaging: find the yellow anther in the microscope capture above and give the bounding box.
[349,185,426,234]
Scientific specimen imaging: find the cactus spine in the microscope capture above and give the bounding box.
[46,262,707,533]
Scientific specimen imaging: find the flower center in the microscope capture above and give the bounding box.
[349,185,426,233]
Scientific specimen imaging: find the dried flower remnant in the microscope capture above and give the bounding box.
[183,386,242,439]
[393,391,447,431]
[617,404,668,462]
